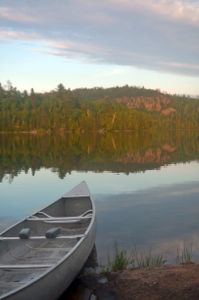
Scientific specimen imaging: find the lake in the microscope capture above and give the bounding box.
[0,131,199,266]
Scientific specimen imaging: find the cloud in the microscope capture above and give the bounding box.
[0,7,37,23]
[0,0,198,76]
[112,0,199,27]
[0,29,39,41]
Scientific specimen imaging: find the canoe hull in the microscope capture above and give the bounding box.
[3,218,96,300]
[0,182,96,300]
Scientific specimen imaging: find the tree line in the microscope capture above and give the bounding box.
[0,82,199,132]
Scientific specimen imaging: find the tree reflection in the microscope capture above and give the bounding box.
[0,131,198,182]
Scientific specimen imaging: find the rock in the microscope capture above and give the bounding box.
[94,267,102,274]
[98,276,108,284]
[127,263,134,270]
[83,267,96,275]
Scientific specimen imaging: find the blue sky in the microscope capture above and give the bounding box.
[0,0,198,95]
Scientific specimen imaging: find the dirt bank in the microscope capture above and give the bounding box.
[108,263,199,300]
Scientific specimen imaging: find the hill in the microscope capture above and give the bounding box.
[0,83,199,132]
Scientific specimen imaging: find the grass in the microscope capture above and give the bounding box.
[132,246,166,268]
[111,244,129,271]
[102,244,166,272]
[102,244,129,272]
[101,243,195,273]
[176,245,193,264]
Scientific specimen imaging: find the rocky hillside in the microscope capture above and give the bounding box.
[116,95,177,116]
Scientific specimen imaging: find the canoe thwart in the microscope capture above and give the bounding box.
[0,234,85,241]
[36,209,92,218]
[27,209,93,222]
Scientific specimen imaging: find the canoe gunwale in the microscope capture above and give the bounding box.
[0,181,96,300]
[0,264,52,269]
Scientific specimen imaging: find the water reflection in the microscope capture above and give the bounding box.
[0,131,198,182]
[95,181,199,263]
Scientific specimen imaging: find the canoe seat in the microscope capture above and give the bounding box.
[19,228,31,239]
[45,227,61,238]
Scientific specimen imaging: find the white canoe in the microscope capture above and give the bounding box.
[0,181,96,300]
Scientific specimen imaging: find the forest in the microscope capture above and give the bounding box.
[0,82,199,132]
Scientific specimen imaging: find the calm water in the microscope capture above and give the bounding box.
[1,132,199,265]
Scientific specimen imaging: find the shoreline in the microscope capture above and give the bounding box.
[78,263,199,300]
[0,128,199,135]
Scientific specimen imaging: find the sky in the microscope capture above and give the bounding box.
[0,0,199,95]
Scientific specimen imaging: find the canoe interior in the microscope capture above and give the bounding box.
[42,196,92,217]
[0,195,93,298]
[0,236,87,297]
[2,196,92,237]
[0,267,48,296]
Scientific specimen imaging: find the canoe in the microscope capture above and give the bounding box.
[0,181,96,300]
